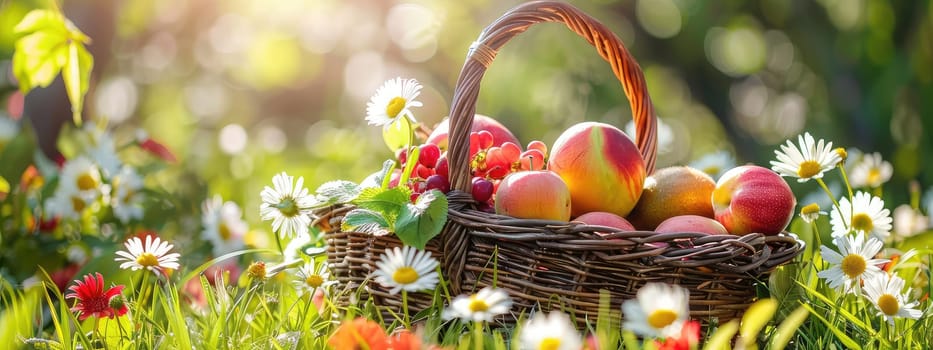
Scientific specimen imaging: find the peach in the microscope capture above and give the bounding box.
[494,170,571,221]
[574,211,636,236]
[426,114,520,150]
[627,166,716,230]
[655,215,728,235]
[712,165,796,235]
[548,122,646,217]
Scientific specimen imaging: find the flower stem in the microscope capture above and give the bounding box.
[401,289,411,329]
[816,178,847,232]
[472,320,484,350]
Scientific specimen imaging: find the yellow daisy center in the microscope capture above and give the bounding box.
[386,97,407,118]
[702,166,720,177]
[71,196,86,212]
[851,213,874,232]
[76,172,98,191]
[275,198,300,217]
[647,309,679,329]
[796,160,822,178]
[867,168,881,185]
[392,266,419,284]
[219,223,232,240]
[136,252,160,267]
[834,148,847,162]
[840,254,867,278]
[538,338,561,350]
[305,274,324,288]
[801,203,821,216]
[468,297,489,312]
[877,294,899,316]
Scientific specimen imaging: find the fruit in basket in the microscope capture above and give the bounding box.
[655,215,728,235]
[627,166,716,230]
[426,114,520,150]
[711,165,796,235]
[494,170,571,221]
[574,211,635,235]
[548,122,645,217]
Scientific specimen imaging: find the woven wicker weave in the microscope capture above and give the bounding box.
[318,0,802,325]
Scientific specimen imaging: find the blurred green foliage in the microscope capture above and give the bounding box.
[0,0,930,221]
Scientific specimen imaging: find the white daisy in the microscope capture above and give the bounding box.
[45,184,96,220]
[830,191,892,240]
[863,273,923,325]
[770,132,841,183]
[115,235,181,273]
[892,205,928,241]
[518,311,582,350]
[848,152,892,189]
[46,157,105,220]
[365,77,423,127]
[622,282,690,338]
[443,287,513,322]
[799,203,827,224]
[292,261,336,296]
[372,246,439,295]
[84,123,123,178]
[283,233,313,262]
[817,234,887,294]
[202,195,247,257]
[688,150,735,180]
[260,172,315,238]
[111,166,145,223]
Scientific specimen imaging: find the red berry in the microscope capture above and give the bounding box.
[435,156,449,179]
[416,164,434,179]
[425,175,450,193]
[471,177,494,203]
[396,148,408,166]
[410,192,421,202]
[419,144,441,169]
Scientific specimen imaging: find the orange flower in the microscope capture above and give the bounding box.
[328,318,388,350]
[387,329,422,350]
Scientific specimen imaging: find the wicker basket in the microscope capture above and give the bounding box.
[318,0,803,325]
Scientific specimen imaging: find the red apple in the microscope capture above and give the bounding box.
[426,114,520,150]
[711,165,796,235]
[655,215,728,235]
[548,122,646,217]
[494,170,571,221]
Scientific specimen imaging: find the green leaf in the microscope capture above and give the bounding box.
[739,298,777,348]
[342,208,391,234]
[770,305,809,350]
[352,187,410,226]
[314,180,360,205]
[800,303,861,350]
[703,319,739,350]
[13,31,67,92]
[382,116,415,151]
[394,189,448,249]
[12,9,94,126]
[14,10,67,35]
[0,176,8,196]
[63,41,93,125]
[398,146,419,187]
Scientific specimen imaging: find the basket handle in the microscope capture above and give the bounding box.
[446,1,658,193]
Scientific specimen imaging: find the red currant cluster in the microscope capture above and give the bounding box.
[389,129,550,212]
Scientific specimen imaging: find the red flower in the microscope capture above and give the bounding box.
[387,329,422,350]
[65,273,128,321]
[654,320,700,350]
[328,317,388,349]
[139,137,177,163]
